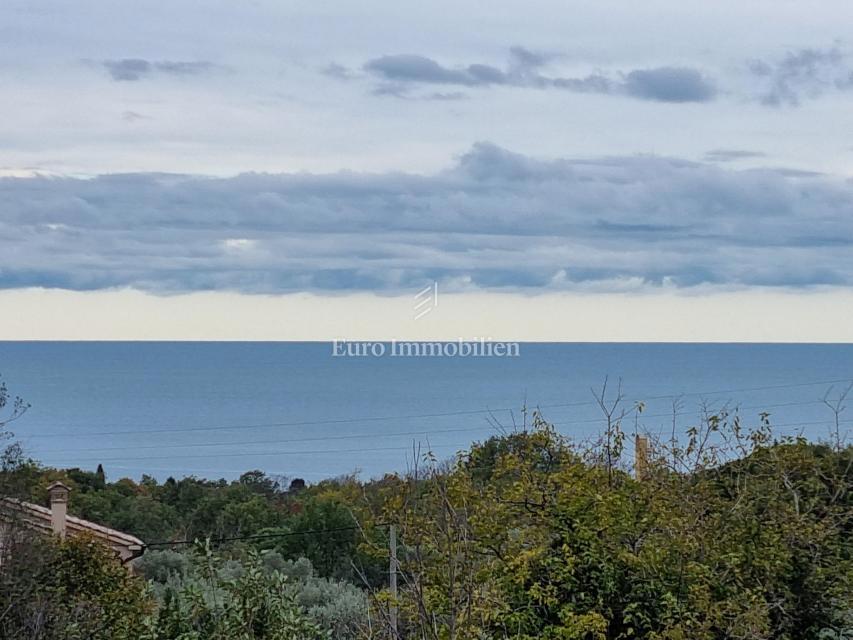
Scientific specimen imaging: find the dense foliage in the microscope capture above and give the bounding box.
[0,533,154,639]
[377,417,853,639]
[139,547,368,639]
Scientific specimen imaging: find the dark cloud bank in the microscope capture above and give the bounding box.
[363,48,717,103]
[2,144,852,293]
[353,44,853,106]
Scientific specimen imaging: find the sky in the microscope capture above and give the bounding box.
[2,0,853,340]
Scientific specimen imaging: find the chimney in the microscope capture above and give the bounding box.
[634,435,650,480]
[47,481,71,538]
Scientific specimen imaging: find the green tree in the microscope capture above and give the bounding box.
[0,534,154,640]
[380,411,853,640]
[267,497,362,579]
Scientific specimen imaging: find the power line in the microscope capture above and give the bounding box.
[34,425,499,455]
[631,377,853,401]
[42,444,421,464]
[39,409,851,467]
[21,377,853,439]
[23,406,527,439]
[29,397,836,456]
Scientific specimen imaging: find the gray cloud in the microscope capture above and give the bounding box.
[703,149,766,162]
[364,55,506,86]
[358,44,853,106]
[102,58,214,81]
[551,74,615,93]
[121,110,149,123]
[321,63,356,80]
[508,45,554,69]
[748,47,852,106]
[1,143,851,293]
[624,67,716,103]
[426,91,467,101]
[370,82,410,98]
[361,49,715,102]
[371,82,468,101]
[103,58,150,81]
[155,61,214,76]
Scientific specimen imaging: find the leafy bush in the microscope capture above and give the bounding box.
[140,548,368,640]
[153,545,328,640]
[136,548,192,583]
[0,533,154,640]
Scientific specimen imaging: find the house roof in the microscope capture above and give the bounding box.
[1,498,144,550]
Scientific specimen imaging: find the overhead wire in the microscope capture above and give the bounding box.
[21,376,853,439]
[31,396,842,457]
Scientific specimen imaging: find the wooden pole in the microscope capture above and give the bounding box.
[389,524,398,638]
[635,434,650,480]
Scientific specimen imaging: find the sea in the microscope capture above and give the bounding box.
[0,342,851,483]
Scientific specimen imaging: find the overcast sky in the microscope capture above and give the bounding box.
[2,0,853,339]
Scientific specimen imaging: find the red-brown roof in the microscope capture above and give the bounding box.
[1,498,144,550]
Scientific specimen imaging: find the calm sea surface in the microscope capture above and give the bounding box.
[1,342,852,482]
